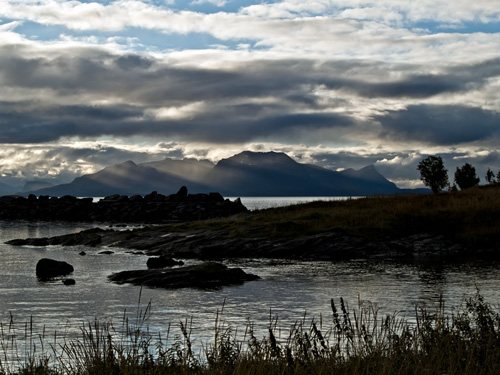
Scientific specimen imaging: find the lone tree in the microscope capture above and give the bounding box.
[455,163,480,190]
[417,155,449,193]
[486,168,496,184]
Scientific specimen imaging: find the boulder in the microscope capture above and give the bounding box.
[108,262,260,289]
[7,238,48,246]
[174,186,188,200]
[36,258,74,280]
[98,250,114,255]
[63,278,76,285]
[143,191,159,201]
[146,256,184,269]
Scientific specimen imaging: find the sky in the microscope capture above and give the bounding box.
[0,0,500,189]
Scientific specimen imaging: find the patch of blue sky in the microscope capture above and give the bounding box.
[70,0,115,4]
[184,1,230,13]
[412,20,500,34]
[451,21,500,34]
[124,27,251,51]
[10,21,66,42]
[70,0,283,14]
[13,19,258,52]
[182,0,282,14]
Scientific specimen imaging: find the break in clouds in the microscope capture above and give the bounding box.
[0,0,499,188]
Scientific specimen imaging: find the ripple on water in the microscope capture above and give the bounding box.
[0,221,499,349]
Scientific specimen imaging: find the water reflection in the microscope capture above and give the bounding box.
[0,221,499,350]
[226,196,359,211]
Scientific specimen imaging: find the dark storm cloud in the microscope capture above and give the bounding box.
[133,59,320,105]
[214,112,354,142]
[355,75,463,98]
[4,44,493,104]
[0,46,305,105]
[0,99,352,144]
[477,150,500,166]
[319,58,500,98]
[115,54,154,70]
[377,105,500,145]
[147,111,354,143]
[0,101,145,143]
[1,40,499,145]
[320,74,462,98]
[0,104,75,143]
[449,58,500,83]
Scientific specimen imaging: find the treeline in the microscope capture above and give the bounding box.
[417,155,499,193]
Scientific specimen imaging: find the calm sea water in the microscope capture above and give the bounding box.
[0,197,499,363]
[227,196,358,210]
[92,196,358,210]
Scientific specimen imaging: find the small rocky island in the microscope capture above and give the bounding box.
[0,186,247,223]
[108,262,260,289]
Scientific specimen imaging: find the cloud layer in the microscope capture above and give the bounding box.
[0,0,499,188]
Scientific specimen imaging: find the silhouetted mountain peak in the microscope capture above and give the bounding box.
[19,151,422,197]
[0,181,17,195]
[223,151,296,167]
[114,160,137,169]
[339,164,398,191]
[83,160,144,181]
[341,164,382,181]
[22,181,54,192]
[358,165,383,179]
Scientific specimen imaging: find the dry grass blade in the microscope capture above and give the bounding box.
[1,291,500,374]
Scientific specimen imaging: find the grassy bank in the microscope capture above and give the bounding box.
[2,292,500,375]
[168,185,500,244]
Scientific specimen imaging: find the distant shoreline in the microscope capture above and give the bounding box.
[0,187,247,223]
[225,196,362,210]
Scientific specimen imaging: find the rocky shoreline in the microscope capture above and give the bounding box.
[5,187,500,290]
[0,187,247,223]
[7,223,496,263]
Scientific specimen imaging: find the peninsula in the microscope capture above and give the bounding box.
[8,185,500,263]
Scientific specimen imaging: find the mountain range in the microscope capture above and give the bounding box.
[17,151,427,197]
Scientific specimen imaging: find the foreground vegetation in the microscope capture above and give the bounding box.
[167,185,500,244]
[2,292,500,374]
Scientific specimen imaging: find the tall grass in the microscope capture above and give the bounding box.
[2,291,500,374]
[157,185,500,244]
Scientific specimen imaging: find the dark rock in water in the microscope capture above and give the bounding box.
[98,250,114,255]
[36,258,74,280]
[6,228,105,247]
[7,237,50,246]
[6,238,30,246]
[108,262,260,289]
[63,278,76,285]
[146,256,184,269]
[79,251,86,256]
